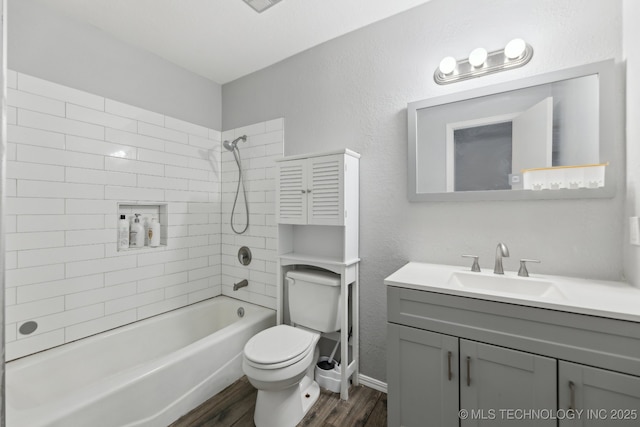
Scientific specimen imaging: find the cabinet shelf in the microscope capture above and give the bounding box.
[279,252,360,267]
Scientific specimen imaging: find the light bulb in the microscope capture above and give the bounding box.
[438,56,457,75]
[468,47,488,68]
[504,38,526,59]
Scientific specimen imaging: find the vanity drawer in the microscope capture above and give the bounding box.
[387,286,640,376]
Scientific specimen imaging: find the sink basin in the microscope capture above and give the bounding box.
[385,262,640,322]
[447,272,566,300]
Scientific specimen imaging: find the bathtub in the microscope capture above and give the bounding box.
[6,296,275,427]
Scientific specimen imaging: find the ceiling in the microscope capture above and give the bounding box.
[34,0,433,85]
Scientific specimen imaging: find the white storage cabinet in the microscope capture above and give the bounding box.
[276,149,360,401]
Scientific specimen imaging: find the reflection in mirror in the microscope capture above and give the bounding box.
[417,74,599,194]
[452,121,513,192]
[408,61,617,201]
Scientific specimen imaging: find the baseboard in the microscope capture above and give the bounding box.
[358,374,387,394]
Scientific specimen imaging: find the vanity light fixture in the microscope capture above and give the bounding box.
[434,38,533,85]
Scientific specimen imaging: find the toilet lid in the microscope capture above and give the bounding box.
[244,325,315,366]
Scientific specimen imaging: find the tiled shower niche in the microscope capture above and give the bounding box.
[117,203,168,251]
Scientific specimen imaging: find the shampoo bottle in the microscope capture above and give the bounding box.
[118,214,129,250]
[149,218,161,247]
[129,214,145,248]
[143,217,150,246]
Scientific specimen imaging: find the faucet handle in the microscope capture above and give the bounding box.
[462,255,481,272]
[518,259,540,277]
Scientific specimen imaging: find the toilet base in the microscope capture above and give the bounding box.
[253,377,320,427]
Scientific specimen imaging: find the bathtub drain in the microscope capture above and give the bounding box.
[237,307,245,318]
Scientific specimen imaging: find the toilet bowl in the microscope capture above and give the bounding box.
[243,325,321,427]
[243,268,342,427]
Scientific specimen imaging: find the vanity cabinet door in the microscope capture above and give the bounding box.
[459,340,557,427]
[558,361,640,426]
[387,324,459,427]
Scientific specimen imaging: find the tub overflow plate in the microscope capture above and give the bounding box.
[19,321,38,335]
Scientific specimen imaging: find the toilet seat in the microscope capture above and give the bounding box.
[244,325,316,370]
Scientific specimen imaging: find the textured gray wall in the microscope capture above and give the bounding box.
[624,0,640,287]
[8,0,221,129]
[222,0,624,382]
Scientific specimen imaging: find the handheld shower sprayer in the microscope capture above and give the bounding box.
[223,135,249,234]
[223,135,247,152]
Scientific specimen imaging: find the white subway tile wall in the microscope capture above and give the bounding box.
[220,119,283,309]
[5,72,224,360]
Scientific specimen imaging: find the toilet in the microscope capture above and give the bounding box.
[242,268,342,427]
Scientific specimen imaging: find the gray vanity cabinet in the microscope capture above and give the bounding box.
[386,286,640,427]
[459,339,557,426]
[558,362,640,426]
[387,324,459,426]
[387,324,556,427]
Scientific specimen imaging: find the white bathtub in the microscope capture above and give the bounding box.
[6,296,275,427]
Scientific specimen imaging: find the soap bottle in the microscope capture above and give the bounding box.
[143,217,150,246]
[118,214,129,250]
[129,214,145,248]
[148,218,161,247]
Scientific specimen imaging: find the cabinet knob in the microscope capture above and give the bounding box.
[301,190,306,194]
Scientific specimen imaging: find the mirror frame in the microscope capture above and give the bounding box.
[408,60,620,202]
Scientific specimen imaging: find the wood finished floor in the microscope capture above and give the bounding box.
[169,376,387,427]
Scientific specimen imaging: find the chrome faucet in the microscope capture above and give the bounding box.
[233,279,249,291]
[493,243,510,274]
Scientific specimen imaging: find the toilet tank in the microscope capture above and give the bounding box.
[286,269,342,333]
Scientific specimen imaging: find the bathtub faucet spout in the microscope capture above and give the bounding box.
[233,279,248,291]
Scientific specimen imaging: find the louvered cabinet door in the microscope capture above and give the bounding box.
[276,159,308,224]
[307,154,345,226]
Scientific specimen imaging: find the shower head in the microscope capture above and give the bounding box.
[223,135,247,151]
[222,140,234,151]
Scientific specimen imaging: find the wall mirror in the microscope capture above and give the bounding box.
[408,60,618,202]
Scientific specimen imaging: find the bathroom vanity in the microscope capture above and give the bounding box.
[385,262,640,426]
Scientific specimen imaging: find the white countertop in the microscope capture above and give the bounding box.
[384,262,640,323]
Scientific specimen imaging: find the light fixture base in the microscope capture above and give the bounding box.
[434,44,533,85]
[242,0,283,13]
